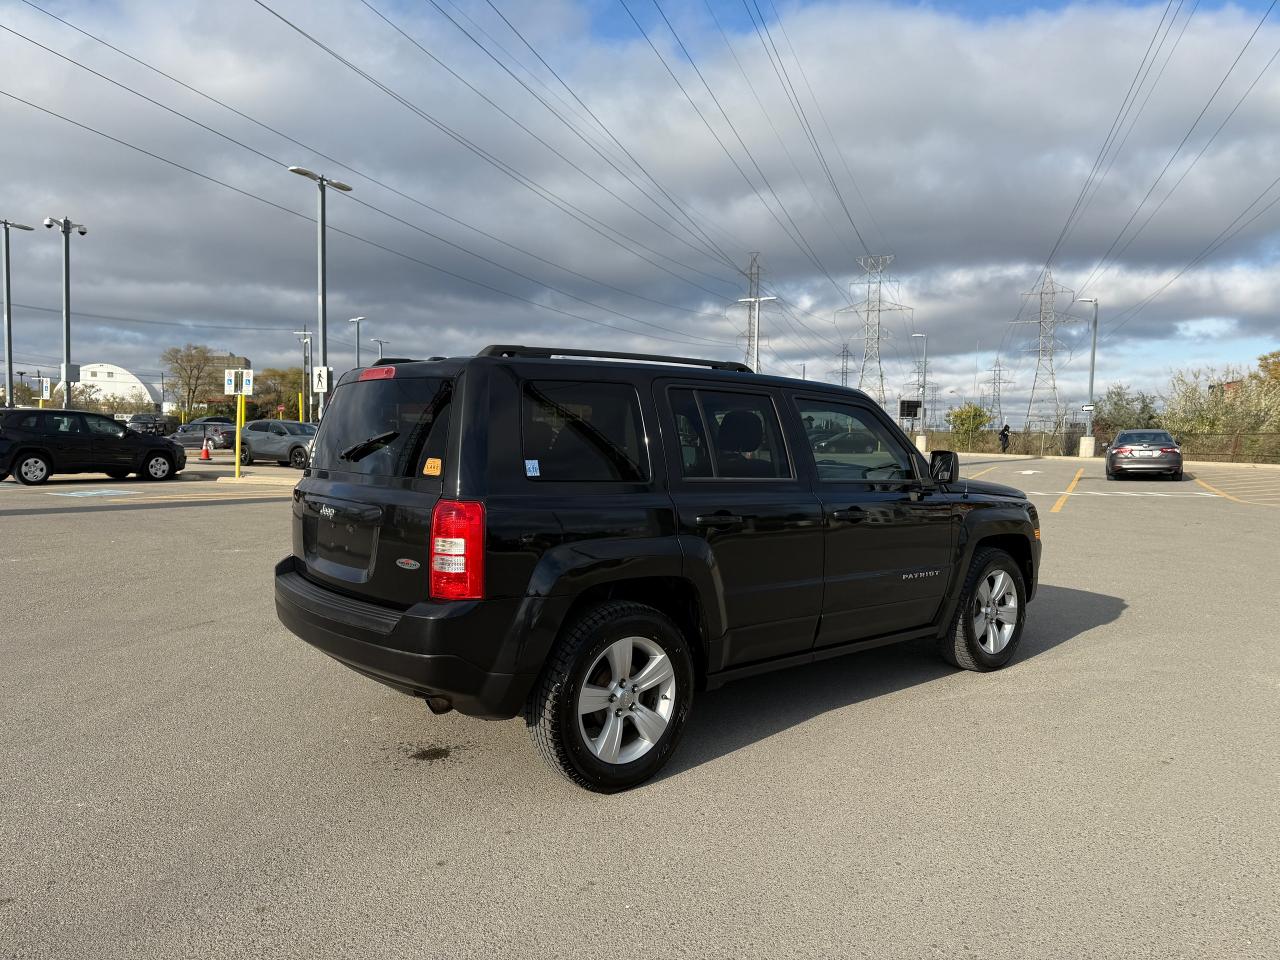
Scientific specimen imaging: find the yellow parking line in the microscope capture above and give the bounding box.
[1193,477,1250,504]
[1050,468,1084,513]
[967,465,999,480]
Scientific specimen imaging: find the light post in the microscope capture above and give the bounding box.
[911,332,927,437]
[293,330,312,422]
[288,166,352,419]
[349,316,365,367]
[371,338,390,360]
[43,216,87,408]
[2,219,34,408]
[1074,297,1100,439]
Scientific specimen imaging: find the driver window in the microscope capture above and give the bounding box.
[270,423,288,436]
[796,401,913,482]
[85,416,126,438]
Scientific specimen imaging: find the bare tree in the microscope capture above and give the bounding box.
[162,344,222,417]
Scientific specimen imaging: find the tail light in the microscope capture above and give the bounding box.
[1113,446,1132,457]
[429,500,485,600]
[1160,447,1179,454]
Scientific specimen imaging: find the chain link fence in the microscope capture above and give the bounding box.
[925,428,1280,463]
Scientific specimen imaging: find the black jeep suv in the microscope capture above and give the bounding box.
[1,408,185,484]
[275,346,1040,792]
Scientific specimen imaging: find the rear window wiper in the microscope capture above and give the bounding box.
[339,430,399,462]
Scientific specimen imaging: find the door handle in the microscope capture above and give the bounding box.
[696,513,744,528]
[830,506,867,522]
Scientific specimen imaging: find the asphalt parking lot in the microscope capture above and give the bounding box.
[2,455,1278,959]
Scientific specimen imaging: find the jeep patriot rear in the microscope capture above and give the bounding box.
[275,345,1040,792]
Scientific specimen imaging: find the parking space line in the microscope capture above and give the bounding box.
[1194,477,1253,505]
[1050,468,1084,513]
[966,465,999,480]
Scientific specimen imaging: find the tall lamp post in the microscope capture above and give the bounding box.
[2,219,35,407]
[288,166,351,419]
[371,338,390,360]
[1074,297,1100,441]
[293,330,312,422]
[911,332,927,438]
[43,216,87,408]
[349,316,365,367]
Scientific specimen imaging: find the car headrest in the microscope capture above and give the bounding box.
[717,410,763,454]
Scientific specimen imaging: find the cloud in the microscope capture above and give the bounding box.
[0,0,1277,420]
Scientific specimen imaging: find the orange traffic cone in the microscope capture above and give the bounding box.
[199,438,212,461]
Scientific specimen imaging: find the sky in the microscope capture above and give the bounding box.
[1,0,1278,424]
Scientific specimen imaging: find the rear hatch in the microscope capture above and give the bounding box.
[296,368,453,608]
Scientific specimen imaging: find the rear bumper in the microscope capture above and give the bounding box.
[273,557,533,719]
[1110,456,1180,473]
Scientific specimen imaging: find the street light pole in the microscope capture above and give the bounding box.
[371,338,390,360]
[911,332,927,435]
[349,316,365,367]
[289,167,352,420]
[1075,298,1100,439]
[1,219,34,408]
[44,216,86,408]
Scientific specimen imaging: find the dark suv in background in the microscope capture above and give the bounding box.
[275,347,1041,791]
[1,409,185,484]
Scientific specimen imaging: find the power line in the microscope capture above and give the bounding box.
[415,0,743,277]
[356,0,742,284]
[16,0,734,318]
[618,0,851,304]
[249,0,739,303]
[0,88,740,352]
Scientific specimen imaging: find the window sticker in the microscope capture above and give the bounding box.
[525,458,541,478]
[423,457,442,477]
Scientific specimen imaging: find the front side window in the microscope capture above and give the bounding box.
[670,388,791,479]
[85,416,126,438]
[521,381,648,482]
[797,400,913,482]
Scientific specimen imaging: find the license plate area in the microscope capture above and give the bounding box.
[302,496,384,582]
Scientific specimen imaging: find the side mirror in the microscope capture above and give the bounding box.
[930,450,960,484]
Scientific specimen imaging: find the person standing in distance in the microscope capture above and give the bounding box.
[999,423,1011,453]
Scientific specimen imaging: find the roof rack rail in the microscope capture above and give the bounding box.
[478,344,751,373]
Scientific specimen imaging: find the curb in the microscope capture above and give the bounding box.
[214,475,299,488]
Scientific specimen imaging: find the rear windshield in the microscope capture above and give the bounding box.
[311,376,452,477]
[1116,431,1174,445]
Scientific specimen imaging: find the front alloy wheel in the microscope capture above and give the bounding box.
[144,454,172,481]
[16,454,51,486]
[940,547,1027,671]
[526,601,694,792]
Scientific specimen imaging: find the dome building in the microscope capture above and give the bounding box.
[79,363,163,411]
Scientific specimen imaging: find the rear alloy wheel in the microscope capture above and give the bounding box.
[143,453,174,481]
[526,601,694,793]
[15,453,51,486]
[940,548,1027,671]
[289,447,308,469]
[239,445,253,466]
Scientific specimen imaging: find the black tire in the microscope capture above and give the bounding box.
[939,548,1027,672]
[525,600,695,793]
[14,452,52,486]
[239,445,253,466]
[1105,468,1115,480]
[289,446,308,469]
[1172,470,1183,481]
[142,452,175,481]
[105,469,130,481]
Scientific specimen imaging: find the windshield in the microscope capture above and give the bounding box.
[310,375,452,477]
[1116,431,1174,446]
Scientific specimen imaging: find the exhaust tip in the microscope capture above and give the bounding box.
[424,695,453,715]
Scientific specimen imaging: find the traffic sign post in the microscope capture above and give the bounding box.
[223,368,253,479]
[312,365,331,396]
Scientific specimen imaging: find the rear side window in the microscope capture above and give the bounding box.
[521,381,648,482]
[8,413,38,431]
[310,375,452,478]
[670,388,791,479]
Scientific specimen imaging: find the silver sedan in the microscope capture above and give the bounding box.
[1105,429,1183,480]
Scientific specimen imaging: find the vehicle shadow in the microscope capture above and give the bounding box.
[662,584,1126,779]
